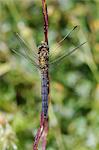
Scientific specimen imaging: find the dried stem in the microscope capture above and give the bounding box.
[33,0,49,150]
[42,0,49,44]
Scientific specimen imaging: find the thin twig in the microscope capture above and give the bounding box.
[41,1,49,149]
[33,0,49,150]
[42,0,49,44]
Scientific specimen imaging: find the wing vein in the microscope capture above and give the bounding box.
[49,42,86,65]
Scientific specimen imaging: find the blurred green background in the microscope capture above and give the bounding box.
[0,0,99,149]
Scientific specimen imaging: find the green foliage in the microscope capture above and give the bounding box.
[0,0,99,149]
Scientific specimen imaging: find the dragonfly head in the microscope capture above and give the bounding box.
[38,41,49,69]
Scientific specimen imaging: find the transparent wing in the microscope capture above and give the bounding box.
[49,42,86,65]
[15,33,38,62]
[49,25,79,58]
[11,48,40,69]
[10,32,41,69]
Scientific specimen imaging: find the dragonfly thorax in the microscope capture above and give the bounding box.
[38,41,49,69]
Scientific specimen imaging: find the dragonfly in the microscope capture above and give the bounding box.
[12,26,86,116]
[11,26,86,150]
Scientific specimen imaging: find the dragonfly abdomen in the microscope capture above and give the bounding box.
[41,72,49,117]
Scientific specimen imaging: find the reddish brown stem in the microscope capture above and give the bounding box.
[33,113,44,150]
[33,0,49,149]
[42,118,49,150]
[33,113,49,150]
[42,0,49,44]
[41,2,49,148]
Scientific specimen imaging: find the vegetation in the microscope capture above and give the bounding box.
[0,0,99,149]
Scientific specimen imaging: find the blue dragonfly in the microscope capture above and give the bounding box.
[11,26,86,150]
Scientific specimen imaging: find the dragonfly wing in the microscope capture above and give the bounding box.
[49,42,86,65]
[49,26,79,58]
[11,48,40,69]
[15,33,38,62]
